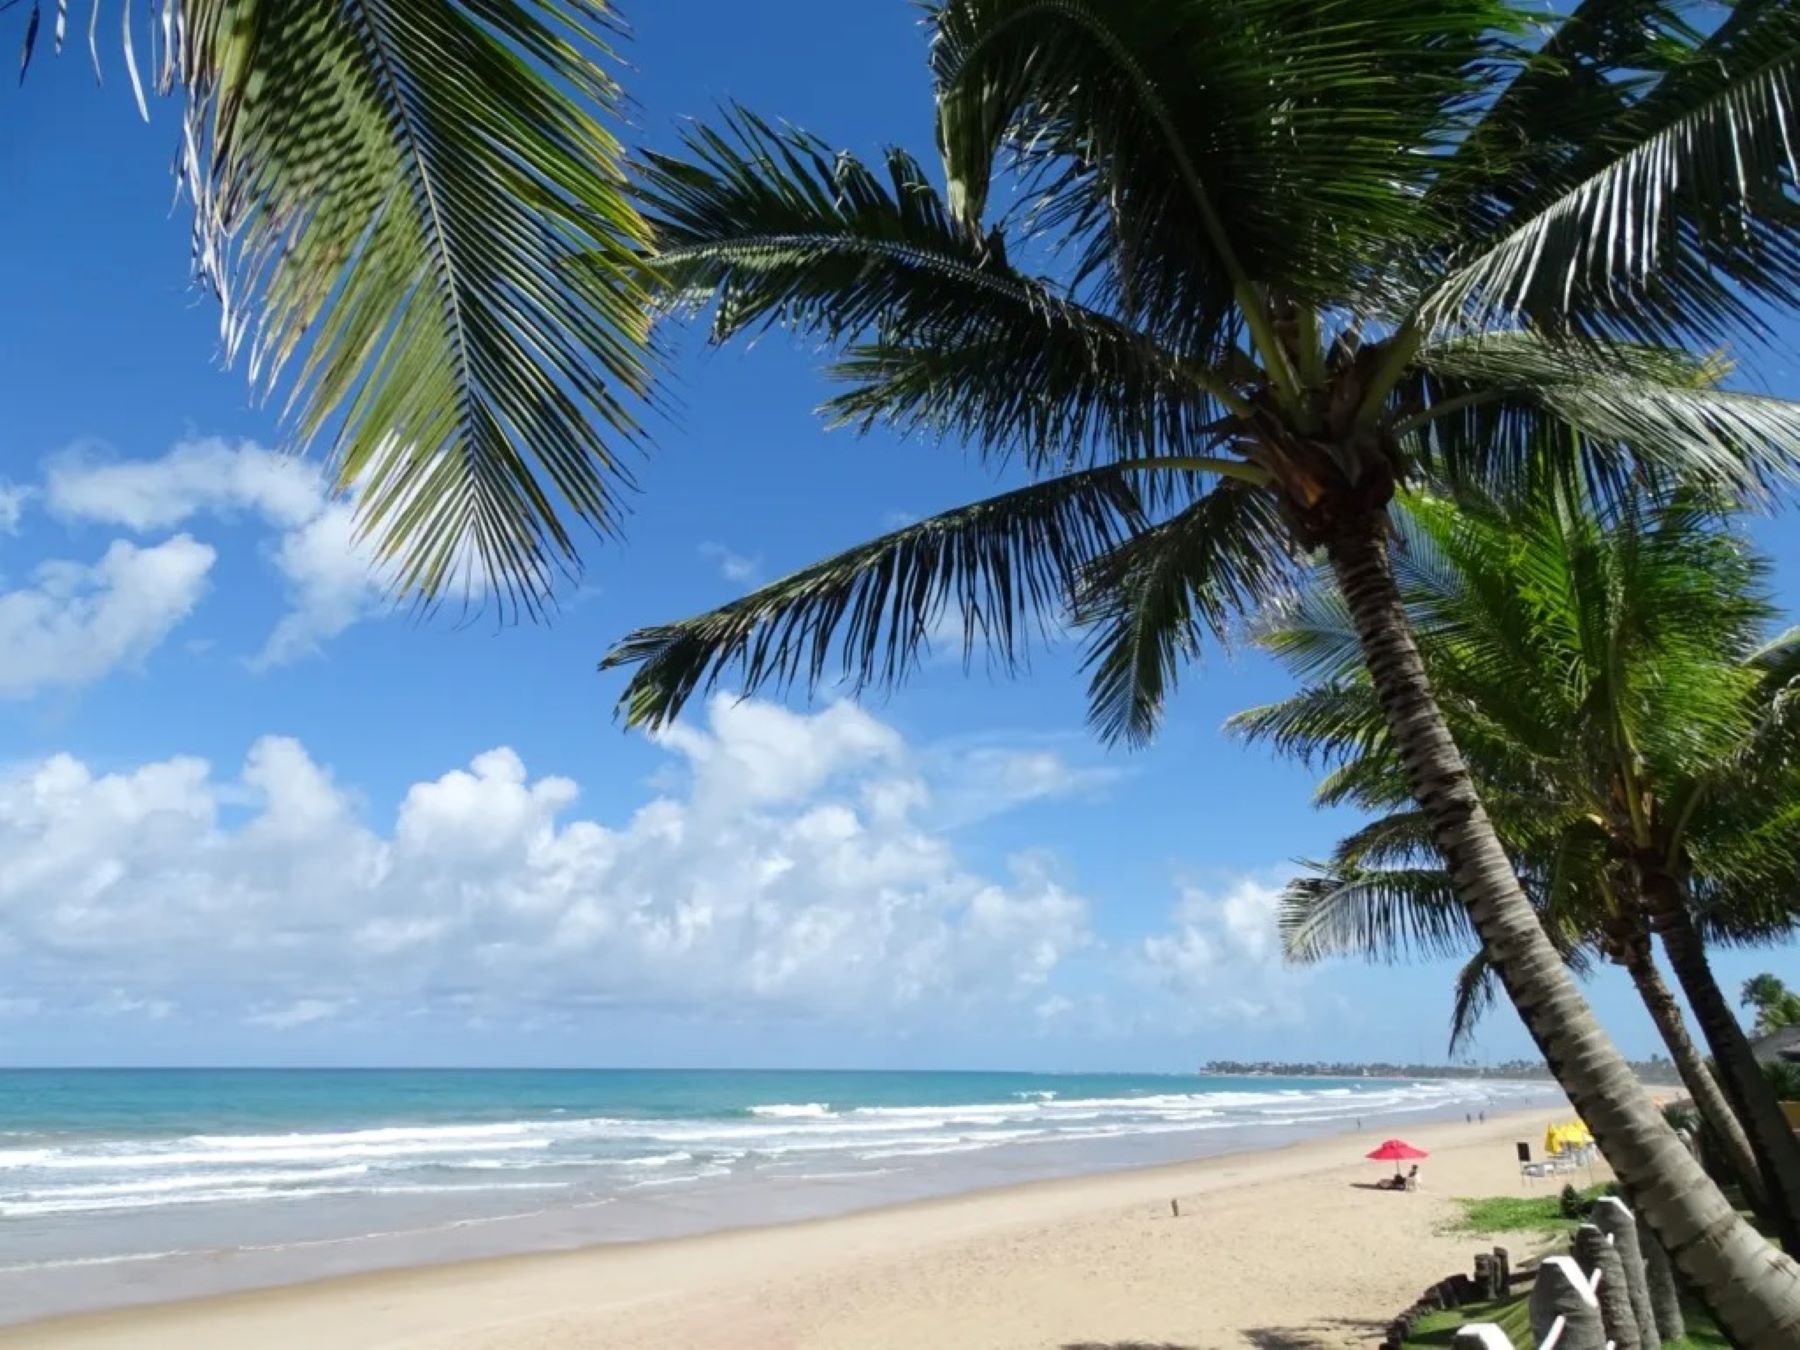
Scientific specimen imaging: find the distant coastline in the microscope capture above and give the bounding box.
[1202,1058,1683,1085]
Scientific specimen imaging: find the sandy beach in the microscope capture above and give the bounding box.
[1,1106,1589,1350]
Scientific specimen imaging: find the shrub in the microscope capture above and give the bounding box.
[1662,1101,1699,1133]
[1762,1059,1800,1102]
[1559,1183,1590,1220]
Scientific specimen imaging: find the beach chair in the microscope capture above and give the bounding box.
[1517,1142,1552,1183]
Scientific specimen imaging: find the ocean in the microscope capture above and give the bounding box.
[0,1068,1559,1324]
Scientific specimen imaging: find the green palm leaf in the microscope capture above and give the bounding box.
[637,108,1240,469]
[1226,683,1389,772]
[1434,0,1703,235]
[602,464,1152,729]
[930,0,1514,352]
[1423,6,1800,343]
[1073,481,1293,746]
[1447,951,1499,1058]
[1278,862,1472,966]
[20,1,656,611]
[1409,334,1800,501]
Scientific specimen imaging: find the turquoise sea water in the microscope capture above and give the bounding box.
[0,1068,1558,1323]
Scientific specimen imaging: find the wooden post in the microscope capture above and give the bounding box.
[1592,1196,1656,1346]
[1529,1255,1604,1350]
[1574,1223,1641,1350]
[1473,1253,1497,1301]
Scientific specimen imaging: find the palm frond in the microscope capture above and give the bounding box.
[1225,682,1388,773]
[1447,933,1600,1056]
[1331,810,1440,871]
[1073,480,1292,746]
[928,0,1516,344]
[172,0,654,612]
[637,107,1236,468]
[1406,334,1800,502]
[1434,0,1705,235]
[1311,754,1419,813]
[1279,861,1473,967]
[602,465,1148,729]
[1249,583,1364,686]
[1448,950,1499,1058]
[1422,12,1800,344]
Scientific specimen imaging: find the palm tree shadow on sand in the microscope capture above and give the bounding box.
[1060,1328,1382,1350]
[1238,1317,1390,1348]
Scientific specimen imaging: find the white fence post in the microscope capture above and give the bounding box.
[1454,1197,1684,1349]
[1451,1326,1514,1350]
[1591,1196,1656,1346]
[1574,1222,1640,1350]
[1528,1254,1605,1350]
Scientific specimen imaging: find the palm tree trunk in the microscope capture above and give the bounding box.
[1324,516,1800,1348]
[1615,926,1771,1217]
[1639,855,1800,1253]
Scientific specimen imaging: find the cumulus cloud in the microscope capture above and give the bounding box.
[45,439,391,667]
[246,998,351,1030]
[1136,875,1305,1026]
[46,440,322,531]
[0,698,1095,1030]
[251,501,394,667]
[0,535,215,698]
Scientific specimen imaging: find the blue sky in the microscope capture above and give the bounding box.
[0,1,1794,1071]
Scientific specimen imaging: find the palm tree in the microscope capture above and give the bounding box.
[15,0,656,609]
[602,2,1800,1333]
[1744,973,1800,1034]
[1284,848,1780,1219]
[1234,481,1800,1234]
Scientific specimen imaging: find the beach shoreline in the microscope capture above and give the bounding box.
[0,1104,1587,1349]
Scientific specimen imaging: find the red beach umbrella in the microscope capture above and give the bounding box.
[1366,1139,1429,1162]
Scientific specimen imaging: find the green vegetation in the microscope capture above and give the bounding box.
[1442,1186,1610,1239]
[1765,1060,1800,1102]
[1402,1294,1727,1350]
[1745,974,1800,1036]
[1238,481,1800,1239]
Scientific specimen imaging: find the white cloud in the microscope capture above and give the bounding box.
[0,482,30,534]
[1136,875,1305,1026]
[45,439,392,667]
[46,440,322,531]
[0,698,1095,1029]
[246,998,350,1030]
[251,501,393,668]
[0,535,215,698]
[698,541,762,586]
[928,745,1119,826]
[91,990,175,1021]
